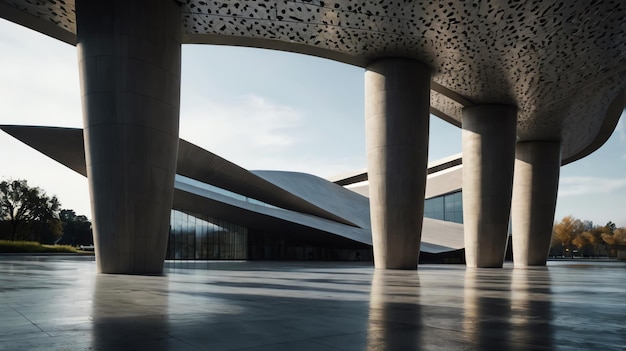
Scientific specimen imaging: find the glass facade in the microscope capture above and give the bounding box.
[167,209,372,261]
[168,176,373,261]
[247,230,372,261]
[424,191,463,224]
[166,184,463,261]
[167,210,248,260]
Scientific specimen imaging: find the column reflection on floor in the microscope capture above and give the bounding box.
[367,270,422,350]
[91,274,170,350]
[463,268,513,348]
[510,268,554,349]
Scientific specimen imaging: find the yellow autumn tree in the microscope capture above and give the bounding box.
[552,216,585,257]
[601,227,626,256]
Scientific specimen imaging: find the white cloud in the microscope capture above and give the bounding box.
[179,93,304,166]
[0,20,82,127]
[560,176,626,196]
[178,92,369,178]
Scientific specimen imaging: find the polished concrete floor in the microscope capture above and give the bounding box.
[0,257,624,351]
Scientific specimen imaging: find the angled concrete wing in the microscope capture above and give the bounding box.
[173,177,372,247]
[1,125,358,227]
[1,125,88,176]
[1,124,465,254]
[176,140,360,227]
[252,171,371,230]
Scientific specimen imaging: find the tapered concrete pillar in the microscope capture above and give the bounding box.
[365,58,431,269]
[462,105,517,268]
[76,0,181,274]
[512,141,561,267]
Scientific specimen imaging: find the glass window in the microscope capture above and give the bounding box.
[425,191,463,224]
[424,196,444,220]
[167,210,248,260]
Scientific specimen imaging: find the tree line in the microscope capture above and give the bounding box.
[3,178,624,256]
[0,179,92,246]
[551,215,626,258]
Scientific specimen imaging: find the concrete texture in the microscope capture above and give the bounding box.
[420,218,464,253]
[332,154,463,201]
[76,0,182,274]
[0,256,624,351]
[365,58,431,269]
[462,105,517,268]
[425,164,463,200]
[177,140,358,226]
[512,141,562,267]
[253,171,371,230]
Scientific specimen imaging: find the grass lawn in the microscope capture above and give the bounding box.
[0,240,92,254]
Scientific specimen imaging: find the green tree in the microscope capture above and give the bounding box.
[0,179,61,241]
[58,209,93,246]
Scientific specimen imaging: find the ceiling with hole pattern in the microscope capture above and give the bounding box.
[0,0,624,162]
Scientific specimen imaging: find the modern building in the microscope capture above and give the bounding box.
[1,125,465,263]
[1,0,624,273]
[333,153,464,225]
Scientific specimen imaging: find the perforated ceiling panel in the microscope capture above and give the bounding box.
[3,0,75,31]
[1,0,624,160]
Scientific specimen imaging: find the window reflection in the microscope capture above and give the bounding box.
[424,191,463,224]
[167,210,248,260]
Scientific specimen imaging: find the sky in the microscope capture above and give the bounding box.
[0,19,624,227]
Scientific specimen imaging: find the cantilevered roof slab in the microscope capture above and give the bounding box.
[1,0,624,164]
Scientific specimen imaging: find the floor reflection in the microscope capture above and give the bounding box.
[463,268,513,349]
[367,270,422,350]
[0,258,623,350]
[463,267,555,350]
[510,268,553,349]
[91,274,171,350]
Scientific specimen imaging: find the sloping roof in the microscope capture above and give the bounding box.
[1,125,464,253]
[1,124,357,227]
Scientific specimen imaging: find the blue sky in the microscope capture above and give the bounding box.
[0,19,624,227]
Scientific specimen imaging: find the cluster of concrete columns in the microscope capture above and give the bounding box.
[364,58,562,269]
[74,1,561,274]
[461,109,561,268]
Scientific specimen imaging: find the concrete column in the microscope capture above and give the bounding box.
[462,105,517,268]
[365,58,431,269]
[76,0,181,274]
[512,141,561,267]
